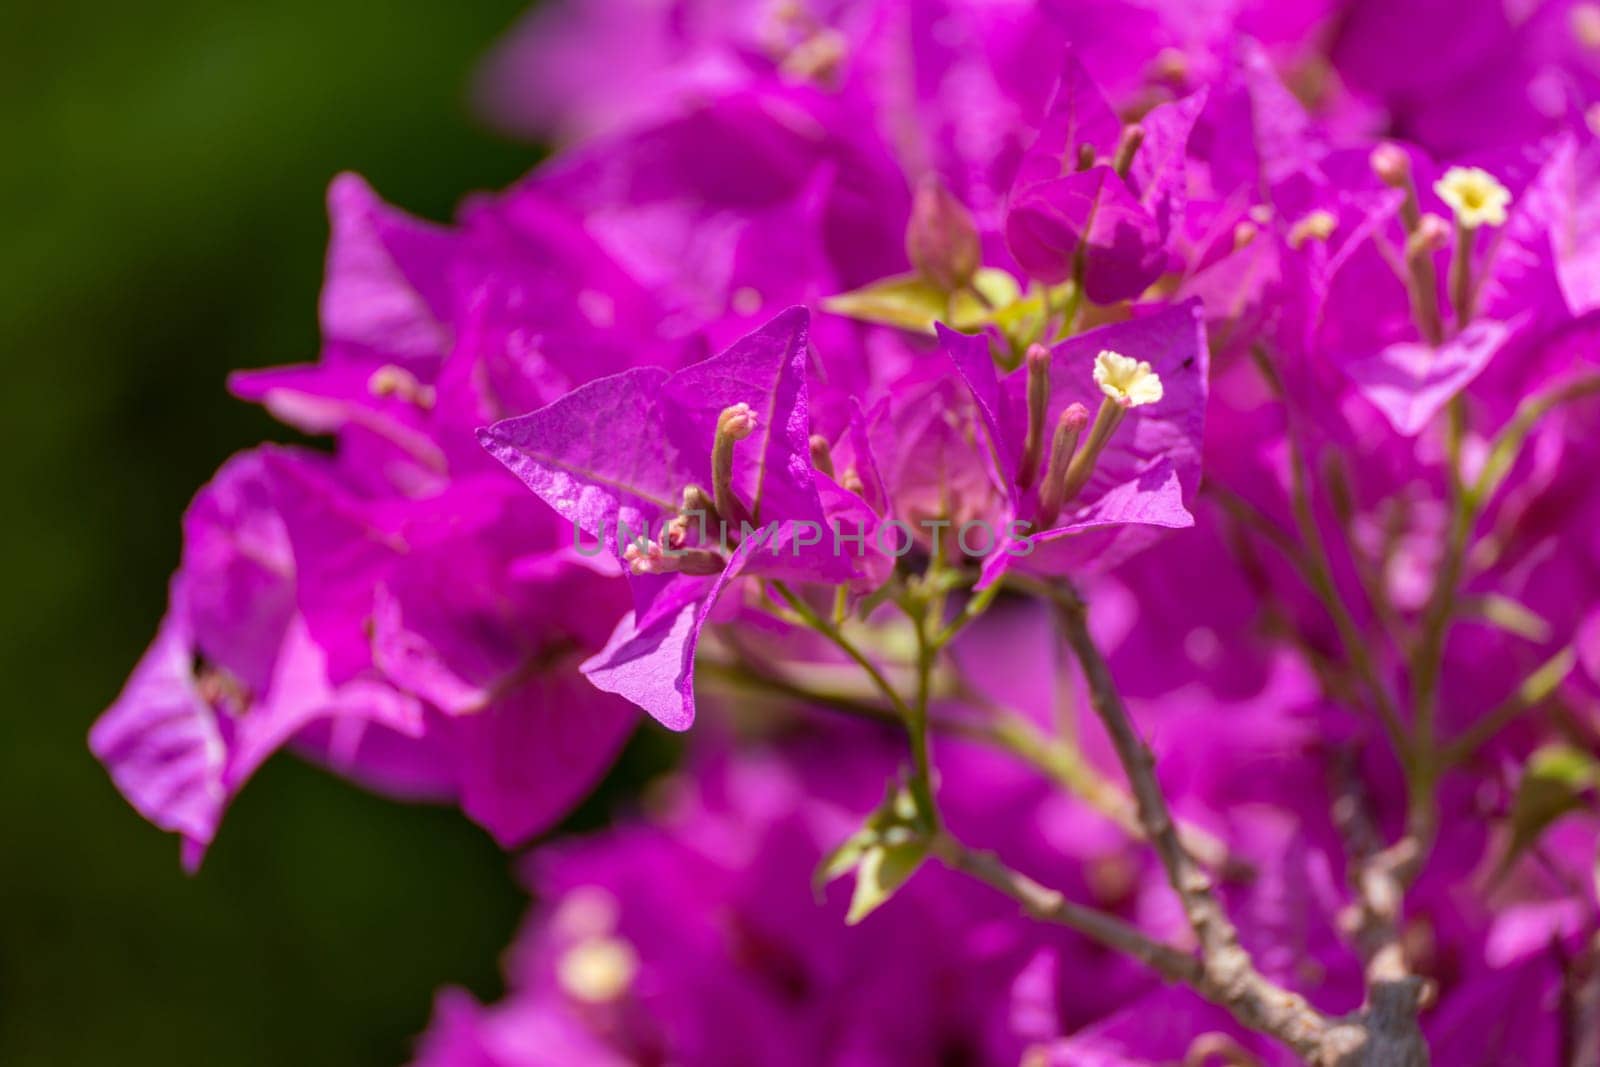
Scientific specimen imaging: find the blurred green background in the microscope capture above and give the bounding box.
[0,3,578,1064]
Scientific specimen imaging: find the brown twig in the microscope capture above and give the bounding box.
[1051,587,1340,1060]
[929,833,1203,981]
[1330,750,1434,1051]
[1051,585,1429,1065]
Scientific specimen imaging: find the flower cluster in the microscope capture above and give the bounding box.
[95,1,1600,1063]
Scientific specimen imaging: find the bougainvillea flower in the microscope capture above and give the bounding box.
[260,454,640,846]
[1002,54,1197,303]
[1330,0,1600,156]
[944,300,1208,584]
[90,1,1600,1063]
[89,451,424,869]
[481,307,877,729]
[413,730,1169,1067]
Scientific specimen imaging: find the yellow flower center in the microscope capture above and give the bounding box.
[1432,167,1511,229]
[1093,350,1164,408]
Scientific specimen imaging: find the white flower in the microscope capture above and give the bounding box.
[1433,167,1511,229]
[1093,350,1164,408]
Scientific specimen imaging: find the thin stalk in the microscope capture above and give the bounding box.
[1442,646,1577,767]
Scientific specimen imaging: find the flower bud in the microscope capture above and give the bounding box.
[717,403,757,441]
[809,433,835,478]
[1146,48,1190,88]
[1017,344,1053,491]
[1112,124,1146,181]
[1403,214,1450,345]
[682,484,717,519]
[780,28,848,85]
[1370,143,1411,188]
[905,176,981,292]
[1036,403,1090,529]
[623,539,726,577]
[1288,209,1338,249]
[1409,213,1451,255]
[713,404,757,528]
[367,364,436,409]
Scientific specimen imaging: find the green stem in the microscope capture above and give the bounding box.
[1449,220,1476,329]
[770,582,915,725]
[931,579,1005,650]
[1052,279,1085,342]
[1472,374,1600,507]
[774,580,938,829]
[1441,646,1577,767]
[909,605,939,829]
[1411,397,1471,779]
[1247,348,1408,754]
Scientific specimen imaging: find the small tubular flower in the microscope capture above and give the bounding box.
[1093,350,1164,408]
[1434,166,1512,229]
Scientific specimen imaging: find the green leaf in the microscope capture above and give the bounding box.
[1497,744,1600,879]
[813,782,930,920]
[823,273,951,333]
[822,268,1024,336]
[845,840,929,925]
[964,268,1023,318]
[814,827,875,899]
[1464,594,1553,643]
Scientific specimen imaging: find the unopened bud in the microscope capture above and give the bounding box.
[809,433,835,479]
[367,364,436,409]
[1288,209,1338,249]
[780,28,847,85]
[1112,124,1145,181]
[1403,214,1450,345]
[623,540,664,574]
[905,176,981,292]
[682,484,717,518]
[717,403,757,441]
[1035,403,1090,529]
[1370,142,1412,188]
[713,404,757,529]
[1147,48,1189,88]
[623,539,726,577]
[1409,213,1451,255]
[1017,344,1053,491]
[673,486,718,546]
[663,513,691,549]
